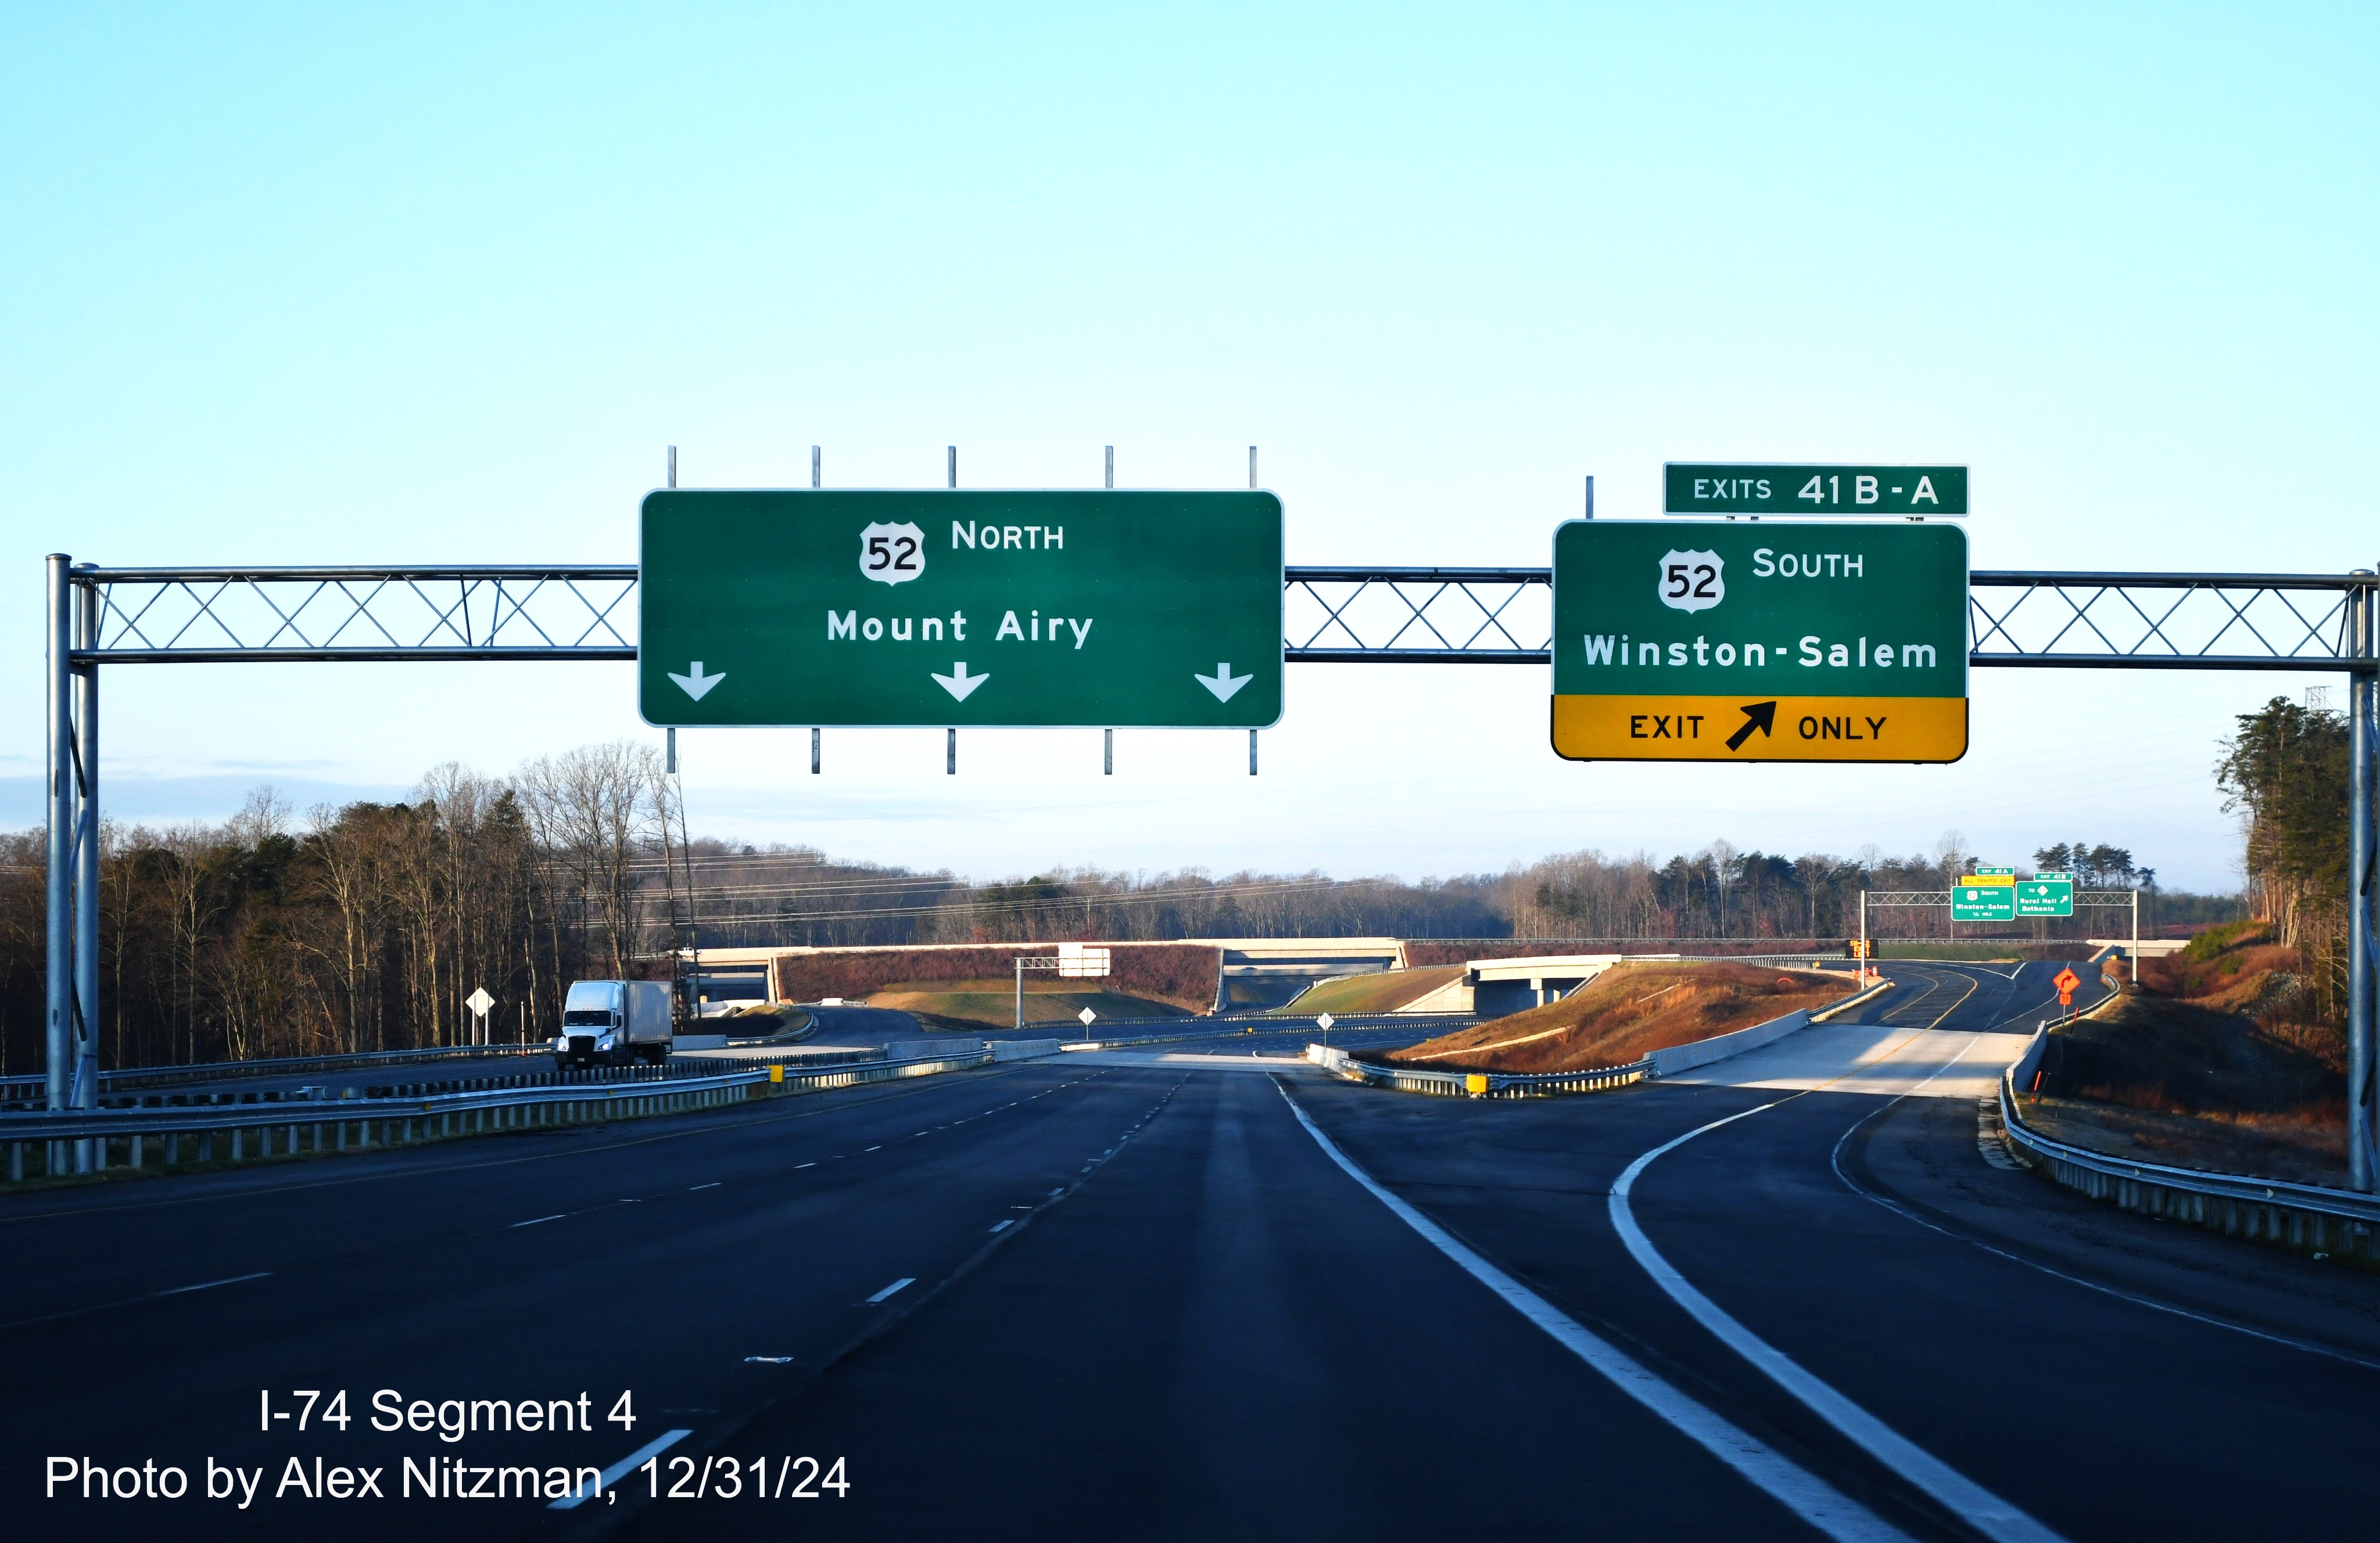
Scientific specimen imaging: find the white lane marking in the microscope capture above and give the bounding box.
[510,1214,567,1229]
[989,1219,1014,1233]
[863,1145,882,1153]
[687,1182,721,1191]
[1276,1086,1912,1543]
[794,1162,816,1169]
[866,1276,915,1304]
[547,1427,691,1510]
[1842,1089,2380,1375]
[1611,1072,2070,1543]
[744,1355,794,1364]
[154,1271,271,1297]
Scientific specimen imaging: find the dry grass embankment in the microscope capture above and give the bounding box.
[2023,922,2346,1184]
[773,945,1221,1013]
[1268,967,1467,1017]
[863,978,1192,1032]
[718,1003,813,1036]
[1382,961,1852,1074]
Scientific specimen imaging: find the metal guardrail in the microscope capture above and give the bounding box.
[0,1040,551,1105]
[1307,1042,1649,1098]
[1996,1028,2380,1258]
[2,1047,994,1185]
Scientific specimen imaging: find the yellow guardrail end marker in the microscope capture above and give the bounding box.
[1465,1072,1489,1096]
[768,1064,784,1083]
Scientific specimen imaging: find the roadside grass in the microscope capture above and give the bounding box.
[1267,967,1466,1017]
[1382,961,1852,1074]
[2025,925,2346,1183]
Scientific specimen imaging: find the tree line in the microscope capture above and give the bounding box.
[0,742,686,1075]
[0,742,2240,1072]
[2218,695,2350,1022]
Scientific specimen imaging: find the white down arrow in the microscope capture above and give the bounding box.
[668,661,725,700]
[932,662,990,702]
[1193,662,1252,702]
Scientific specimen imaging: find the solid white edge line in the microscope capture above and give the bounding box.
[547,1427,691,1510]
[866,1276,915,1304]
[1610,1047,2071,1543]
[153,1271,271,1296]
[1831,1065,2380,1375]
[1274,1085,1912,1543]
[510,1214,566,1228]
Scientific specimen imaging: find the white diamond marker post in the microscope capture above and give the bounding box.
[465,985,495,1047]
[1078,1008,1098,1027]
[668,661,726,701]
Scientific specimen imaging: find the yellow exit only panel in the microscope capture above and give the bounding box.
[1550,695,1967,763]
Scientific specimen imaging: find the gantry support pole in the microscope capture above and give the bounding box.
[73,569,99,1119]
[2350,571,2376,1190]
[43,557,74,1129]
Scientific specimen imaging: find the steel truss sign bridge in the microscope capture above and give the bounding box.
[33,534,2380,1193]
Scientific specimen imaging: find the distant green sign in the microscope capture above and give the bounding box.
[1975,864,2016,875]
[639,490,1283,728]
[2014,878,2074,918]
[1952,882,2016,922]
[1665,464,1969,516]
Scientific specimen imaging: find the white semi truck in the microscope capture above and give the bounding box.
[555,979,675,1067]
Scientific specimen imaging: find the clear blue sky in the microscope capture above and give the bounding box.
[3,5,2372,891]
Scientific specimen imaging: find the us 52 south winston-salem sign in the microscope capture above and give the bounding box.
[639,490,1283,729]
[1550,519,1968,763]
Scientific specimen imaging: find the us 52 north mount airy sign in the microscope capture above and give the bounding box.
[639,490,1283,729]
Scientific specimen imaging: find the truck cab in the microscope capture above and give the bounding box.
[555,979,675,1067]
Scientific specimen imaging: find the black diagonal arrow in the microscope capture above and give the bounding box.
[1725,701,1777,752]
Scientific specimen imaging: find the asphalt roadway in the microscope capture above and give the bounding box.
[79,1006,1435,1100]
[13,959,2379,1542]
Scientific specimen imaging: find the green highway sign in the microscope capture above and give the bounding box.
[1952,882,2016,922]
[1550,519,1970,763]
[2014,878,2074,917]
[1976,864,2016,875]
[639,490,1283,727]
[1665,464,1969,516]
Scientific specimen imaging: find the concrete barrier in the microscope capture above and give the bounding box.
[1647,1010,1812,1076]
[1641,978,1888,1078]
[884,1037,982,1060]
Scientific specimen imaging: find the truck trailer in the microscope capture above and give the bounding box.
[555,979,674,1067]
